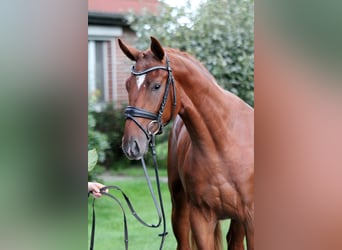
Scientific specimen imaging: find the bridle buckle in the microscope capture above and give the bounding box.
[147,120,162,136]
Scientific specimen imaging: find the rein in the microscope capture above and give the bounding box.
[89,57,177,250]
[89,142,168,250]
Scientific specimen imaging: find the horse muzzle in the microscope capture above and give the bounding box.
[121,136,148,160]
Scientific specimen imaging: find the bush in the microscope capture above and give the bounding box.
[88,112,110,164]
[92,103,127,169]
[88,96,110,167]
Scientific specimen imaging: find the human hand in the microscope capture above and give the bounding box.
[88,182,108,198]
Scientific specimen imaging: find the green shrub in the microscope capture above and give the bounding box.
[92,103,127,169]
[88,97,110,166]
[88,113,110,163]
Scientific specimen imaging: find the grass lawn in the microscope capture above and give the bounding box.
[88,167,234,249]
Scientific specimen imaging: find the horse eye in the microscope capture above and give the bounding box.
[152,83,161,91]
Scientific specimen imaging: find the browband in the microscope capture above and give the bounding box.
[131,65,169,76]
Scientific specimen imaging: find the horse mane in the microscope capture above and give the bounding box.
[164,48,219,85]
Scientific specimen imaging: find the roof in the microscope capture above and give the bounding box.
[88,0,159,14]
[88,12,128,26]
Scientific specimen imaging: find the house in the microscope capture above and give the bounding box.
[88,0,159,108]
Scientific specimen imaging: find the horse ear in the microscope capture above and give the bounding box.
[150,36,165,61]
[118,38,140,61]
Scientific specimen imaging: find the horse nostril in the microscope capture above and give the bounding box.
[132,140,140,155]
[126,138,140,157]
[123,137,144,160]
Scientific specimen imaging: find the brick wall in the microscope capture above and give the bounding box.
[115,28,137,108]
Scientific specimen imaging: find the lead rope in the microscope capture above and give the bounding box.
[149,134,168,249]
[89,134,168,250]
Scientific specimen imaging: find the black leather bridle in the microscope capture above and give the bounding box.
[124,56,176,140]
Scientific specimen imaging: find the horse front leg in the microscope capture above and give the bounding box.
[189,205,222,250]
[226,219,245,250]
[245,221,254,250]
[244,204,254,250]
[170,181,191,250]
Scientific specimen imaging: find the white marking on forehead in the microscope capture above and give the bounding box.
[136,74,146,89]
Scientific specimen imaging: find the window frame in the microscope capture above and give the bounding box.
[88,25,122,109]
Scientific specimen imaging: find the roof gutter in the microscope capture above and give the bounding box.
[88,12,129,27]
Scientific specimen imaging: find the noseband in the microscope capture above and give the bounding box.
[124,56,176,140]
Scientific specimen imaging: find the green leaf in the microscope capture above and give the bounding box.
[88,149,98,172]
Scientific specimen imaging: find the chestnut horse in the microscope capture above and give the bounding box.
[119,37,254,250]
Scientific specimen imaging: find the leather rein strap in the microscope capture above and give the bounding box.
[89,141,168,250]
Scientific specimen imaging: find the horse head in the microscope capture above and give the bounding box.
[118,37,177,160]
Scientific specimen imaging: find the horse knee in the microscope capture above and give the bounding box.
[189,210,222,250]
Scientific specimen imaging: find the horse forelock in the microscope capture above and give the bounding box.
[131,51,161,90]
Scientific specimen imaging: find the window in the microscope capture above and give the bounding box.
[88,40,107,104]
[88,25,123,109]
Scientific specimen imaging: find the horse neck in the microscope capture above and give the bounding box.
[170,52,234,151]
